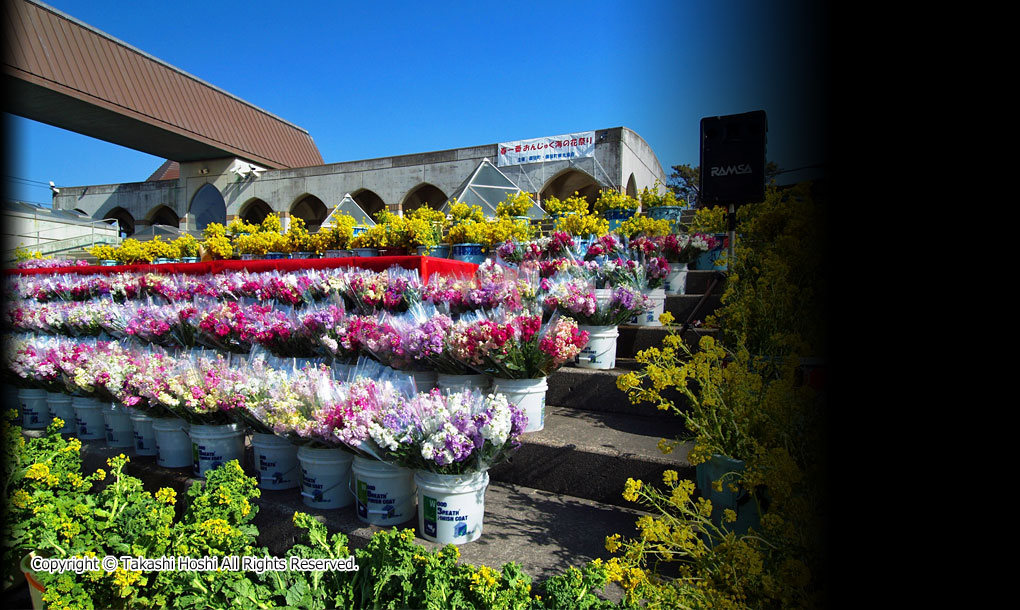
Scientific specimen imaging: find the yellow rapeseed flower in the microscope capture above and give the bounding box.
[155,488,177,505]
[605,533,622,553]
[25,463,50,480]
[12,490,31,508]
[622,478,643,503]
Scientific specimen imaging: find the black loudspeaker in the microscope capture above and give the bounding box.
[699,110,767,207]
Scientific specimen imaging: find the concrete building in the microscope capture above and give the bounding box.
[50,126,667,235]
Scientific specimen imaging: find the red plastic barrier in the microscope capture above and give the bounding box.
[5,256,478,284]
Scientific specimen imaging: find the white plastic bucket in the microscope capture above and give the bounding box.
[410,369,438,393]
[151,417,192,467]
[252,433,300,490]
[103,403,134,448]
[72,396,105,440]
[631,288,666,326]
[189,423,245,478]
[415,470,489,545]
[20,553,45,610]
[436,373,490,394]
[19,388,49,430]
[665,262,688,295]
[492,377,548,433]
[129,411,158,456]
[352,456,417,526]
[46,392,75,434]
[298,445,355,509]
[574,325,619,370]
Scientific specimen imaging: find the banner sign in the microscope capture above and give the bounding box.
[497,131,596,166]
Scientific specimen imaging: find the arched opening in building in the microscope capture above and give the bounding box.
[401,183,447,215]
[540,169,602,213]
[291,195,328,233]
[103,207,135,237]
[626,173,638,199]
[189,184,226,232]
[239,198,273,226]
[352,189,386,219]
[148,205,179,228]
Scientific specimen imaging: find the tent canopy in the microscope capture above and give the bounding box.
[441,159,545,219]
[321,193,376,228]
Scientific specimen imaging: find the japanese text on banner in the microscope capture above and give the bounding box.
[497,131,596,166]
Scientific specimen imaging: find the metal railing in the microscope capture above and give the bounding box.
[5,218,123,261]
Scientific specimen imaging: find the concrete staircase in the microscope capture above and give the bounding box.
[49,269,725,592]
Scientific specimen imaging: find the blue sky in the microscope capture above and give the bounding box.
[5,0,828,207]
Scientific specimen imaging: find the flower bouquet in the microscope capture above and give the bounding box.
[245,304,319,358]
[125,302,197,348]
[154,350,252,425]
[368,388,527,475]
[447,309,587,380]
[542,271,650,327]
[660,232,718,264]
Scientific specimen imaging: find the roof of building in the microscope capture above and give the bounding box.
[6,0,324,169]
[146,160,181,182]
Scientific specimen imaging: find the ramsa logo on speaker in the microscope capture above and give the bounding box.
[710,164,753,177]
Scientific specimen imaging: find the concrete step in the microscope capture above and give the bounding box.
[490,406,693,507]
[615,325,719,359]
[660,292,723,324]
[678,269,726,294]
[549,353,701,417]
[61,432,648,592]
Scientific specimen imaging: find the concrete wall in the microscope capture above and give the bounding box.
[52,126,667,231]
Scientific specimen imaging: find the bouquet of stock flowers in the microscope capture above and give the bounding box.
[444,308,587,380]
[125,302,198,348]
[659,232,719,264]
[121,347,179,418]
[244,303,318,358]
[230,355,317,437]
[542,271,650,327]
[153,351,252,425]
[368,387,527,474]
[4,335,65,392]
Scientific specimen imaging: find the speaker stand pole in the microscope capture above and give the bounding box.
[727,203,737,264]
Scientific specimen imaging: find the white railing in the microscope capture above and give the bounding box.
[5,218,123,261]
